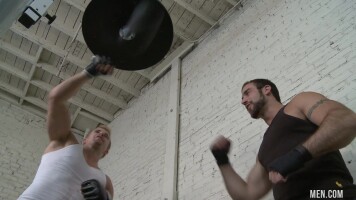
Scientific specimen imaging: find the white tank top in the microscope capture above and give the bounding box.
[18,144,107,200]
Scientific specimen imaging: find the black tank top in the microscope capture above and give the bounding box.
[258,106,355,200]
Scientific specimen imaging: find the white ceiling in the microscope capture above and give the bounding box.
[0,0,243,135]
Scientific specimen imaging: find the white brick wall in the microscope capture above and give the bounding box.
[178,0,356,199]
[103,0,356,199]
[100,73,171,200]
[0,99,48,200]
[0,99,85,200]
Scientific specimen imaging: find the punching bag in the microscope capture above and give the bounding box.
[82,0,173,70]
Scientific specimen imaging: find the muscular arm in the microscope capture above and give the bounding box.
[219,160,271,200]
[294,92,356,156]
[45,57,113,153]
[46,71,90,146]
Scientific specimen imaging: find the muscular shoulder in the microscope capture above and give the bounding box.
[287,91,337,125]
[44,133,79,154]
[285,92,328,120]
[290,92,328,112]
[290,92,327,103]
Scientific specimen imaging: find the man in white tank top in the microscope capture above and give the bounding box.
[18,56,115,200]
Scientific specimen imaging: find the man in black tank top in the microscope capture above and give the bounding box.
[210,79,356,200]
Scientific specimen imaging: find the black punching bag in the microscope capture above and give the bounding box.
[82,0,173,70]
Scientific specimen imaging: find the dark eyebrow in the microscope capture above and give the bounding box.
[241,88,250,99]
[243,89,250,95]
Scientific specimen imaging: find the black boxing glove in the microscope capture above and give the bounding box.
[268,145,312,177]
[211,148,230,166]
[81,179,109,200]
[84,55,111,77]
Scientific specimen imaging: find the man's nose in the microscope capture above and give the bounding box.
[241,97,247,105]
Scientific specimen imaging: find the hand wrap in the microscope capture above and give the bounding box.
[268,145,312,177]
[81,179,109,200]
[84,55,111,77]
[211,148,229,166]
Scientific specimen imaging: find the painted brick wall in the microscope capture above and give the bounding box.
[0,99,48,200]
[100,72,171,200]
[178,0,356,199]
[0,99,85,200]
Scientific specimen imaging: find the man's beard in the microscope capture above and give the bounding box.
[250,93,266,119]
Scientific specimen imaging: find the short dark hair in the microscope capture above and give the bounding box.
[242,79,281,103]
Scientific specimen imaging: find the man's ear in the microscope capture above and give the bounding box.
[263,85,272,96]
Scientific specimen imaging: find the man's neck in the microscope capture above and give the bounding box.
[260,101,283,125]
[83,148,100,169]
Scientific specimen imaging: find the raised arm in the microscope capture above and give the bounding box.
[219,160,272,200]
[46,71,91,143]
[45,56,114,152]
[211,136,272,200]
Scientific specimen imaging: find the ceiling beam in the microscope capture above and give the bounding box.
[149,41,194,82]
[0,60,28,80]
[0,40,128,108]
[63,0,86,12]
[30,80,114,121]
[81,84,127,109]
[71,128,85,137]
[174,0,216,26]
[43,18,85,44]
[0,82,46,110]
[0,63,113,122]
[0,40,37,63]
[10,24,140,97]
[0,91,47,119]
[102,76,140,97]
[0,83,110,128]
[71,97,113,121]
[0,82,23,97]
[135,69,151,79]
[20,46,43,104]
[0,88,46,119]
[0,84,93,134]
[22,103,47,118]
[37,63,128,109]
[0,91,20,105]
[174,28,194,41]
[71,107,82,126]
[79,110,109,126]
[0,70,46,112]
[25,96,48,110]
[9,25,83,64]
[20,64,37,104]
